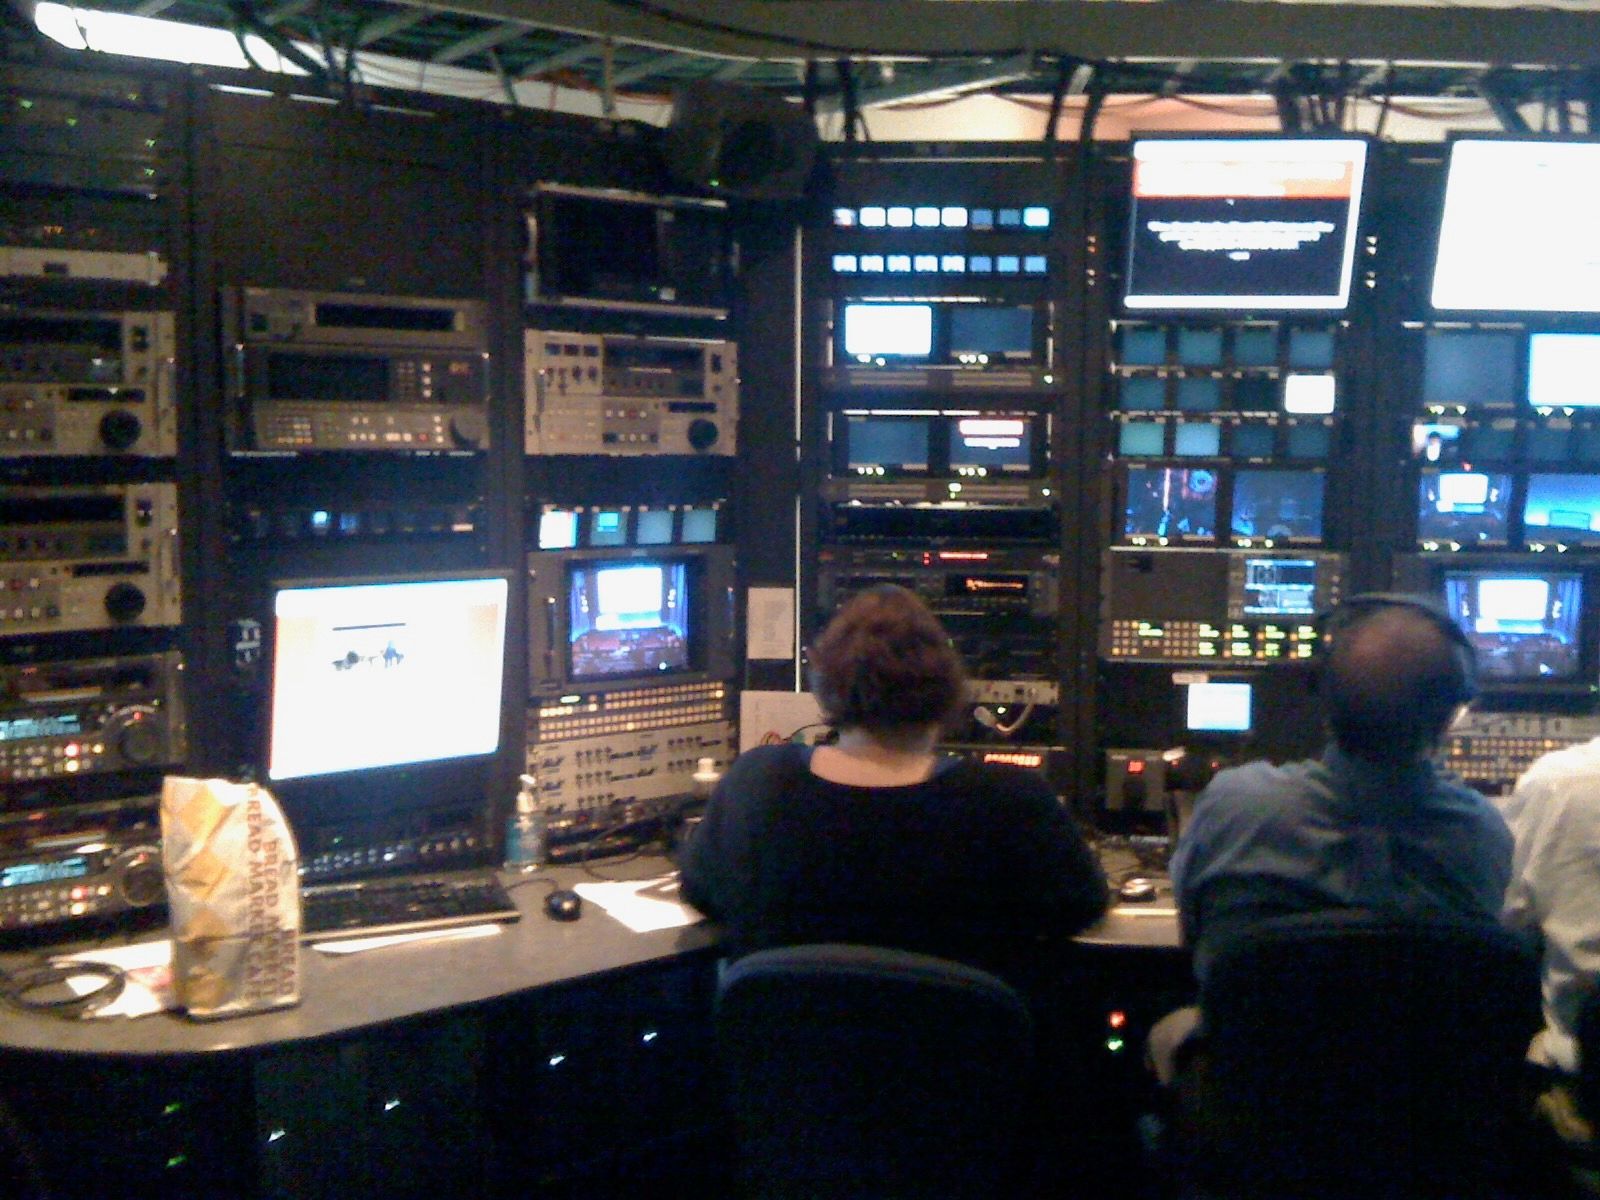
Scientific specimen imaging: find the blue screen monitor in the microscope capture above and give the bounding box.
[1174,422,1222,457]
[680,507,718,544]
[1123,466,1218,541]
[1523,474,1600,542]
[589,509,627,547]
[1421,330,1520,409]
[948,306,1034,361]
[844,414,931,472]
[1417,470,1512,545]
[1231,469,1325,542]
[948,416,1033,473]
[635,509,673,546]
[1118,421,1165,457]
[1442,568,1586,686]
[1411,422,1463,464]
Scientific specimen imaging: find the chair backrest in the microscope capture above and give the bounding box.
[1577,982,1600,1126]
[1193,911,1541,1199]
[714,942,1034,1200]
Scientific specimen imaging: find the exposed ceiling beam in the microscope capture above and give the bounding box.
[262,0,313,25]
[355,7,431,47]
[814,53,1038,114]
[432,20,529,65]
[132,0,177,15]
[350,0,1600,68]
[516,40,600,79]
[609,50,686,88]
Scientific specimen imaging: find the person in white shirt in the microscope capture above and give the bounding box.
[1501,737,1600,1142]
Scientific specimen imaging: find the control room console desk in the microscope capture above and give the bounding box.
[0,857,1184,1200]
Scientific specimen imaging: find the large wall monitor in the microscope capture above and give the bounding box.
[1123,137,1369,311]
[1431,138,1600,314]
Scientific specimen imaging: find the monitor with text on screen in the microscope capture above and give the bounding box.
[1432,138,1600,314]
[267,572,509,783]
[1124,137,1368,311]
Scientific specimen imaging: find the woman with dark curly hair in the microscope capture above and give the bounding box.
[680,584,1107,993]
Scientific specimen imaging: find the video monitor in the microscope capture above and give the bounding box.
[1286,425,1332,459]
[1176,377,1223,412]
[1411,422,1464,464]
[1119,326,1168,366]
[681,506,718,544]
[1123,137,1369,311]
[1421,330,1520,410]
[1432,138,1600,314]
[1230,468,1325,543]
[1232,376,1279,413]
[589,508,627,547]
[1118,421,1165,457]
[537,508,580,550]
[567,558,692,683]
[840,303,935,361]
[1287,327,1337,369]
[1231,423,1276,459]
[948,306,1035,362]
[1528,333,1600,409]
[266,572,509,783]
[635,508,673,546]
[1174,422,1222,457]
[1523,474,1600,543]
[1527,426,1573,463]
[1119,376,1167,411]
[1416,470,1512,545]
[1185,680,1253,734]
[1238,556,1320,617]
[842,413,931,473]
[1176,328,1225,366]
[1233,326,1279,367]
[1442,568,1586,686]
[948,416,1033,473]
[1122,465,1218,541]
[1283,373,1337,415]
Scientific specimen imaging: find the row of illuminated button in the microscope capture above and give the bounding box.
[539,704,728,740]
[0,882,114,924]
[300,832,482,881]
[1106,619,1318,659]
[832,205,1050,231]
[832,252,1047,276]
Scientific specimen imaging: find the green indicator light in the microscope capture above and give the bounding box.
[1106,1037,1125,1053]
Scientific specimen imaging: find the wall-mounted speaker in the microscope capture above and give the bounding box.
[664,81,819,202]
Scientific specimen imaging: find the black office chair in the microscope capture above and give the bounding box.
[714,943,1037,1200]
[1176,911,1542,1200]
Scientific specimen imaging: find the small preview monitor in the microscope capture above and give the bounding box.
[567,558,692,684]
[1523,474,1600,542]
[1119,376,1167,411]
[1174,421,1222,457]
[1233,326,1280,367]
[843,413,931,473]
[1283,373,1337,415]
[1421,330,1520,410]
[1230,422,1276,459]
[1176,377,1224,412]
[1118,421,1166,457]
[1238,556,1320,617]
[1176,328,1225,367]
[1528,333,1600,409]
[948,416,1033,473]
[1231,468,1325,542]
[1122,465,1219,541]
[1442,568,1585,685]
[266,572,509,783]
[680,506,718,544]
[1119,326,1168,366]
[1124,136,1369,311]
[840,303,935,361]
[1432,138,1600,314]
[635,509,674,546]
[1417,470,1512,545]
[537,508,580,550]
[1411,422,1463,464]
[1186,680,1253,734]
[589,508,627,547]
[948,305,1035,362]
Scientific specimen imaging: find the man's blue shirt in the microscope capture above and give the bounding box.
[1171,744,1513,979]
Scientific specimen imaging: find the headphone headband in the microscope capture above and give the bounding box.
[1312,591,1477,704]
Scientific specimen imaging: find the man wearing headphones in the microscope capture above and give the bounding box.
[1148,594,1513,1081]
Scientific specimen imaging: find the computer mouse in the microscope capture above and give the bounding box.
[1118,877,1160,904]
[544,888,583,921]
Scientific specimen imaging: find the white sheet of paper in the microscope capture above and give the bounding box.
[54,938,176,1018]
[738,690,826,753]
[745,587,796,660]
[572,875,702,933]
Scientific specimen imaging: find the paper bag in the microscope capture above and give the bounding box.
[161,776,301,1020]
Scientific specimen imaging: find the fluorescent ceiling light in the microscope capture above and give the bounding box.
[35,2,309,72]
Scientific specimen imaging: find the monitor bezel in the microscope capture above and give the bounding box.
[1437,561,1599,700]
[561,553,706,688]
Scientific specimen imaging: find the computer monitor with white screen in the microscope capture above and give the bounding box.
[1186,681,1253,734]
[267,572,509,784]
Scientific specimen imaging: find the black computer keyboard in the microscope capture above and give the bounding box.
[300,871,521,940]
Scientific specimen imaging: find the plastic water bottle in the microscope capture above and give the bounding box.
[506,774,548,870]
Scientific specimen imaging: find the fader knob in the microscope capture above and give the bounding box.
[104,582,147,623]
[99,409,143,451]
[687,418,719,452]
[112,707,163,765]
